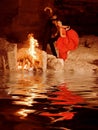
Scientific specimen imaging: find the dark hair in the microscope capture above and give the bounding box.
[44,7,53,17]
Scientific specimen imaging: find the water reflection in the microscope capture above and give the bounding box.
[0,71,98,130]
[40,84,82,122]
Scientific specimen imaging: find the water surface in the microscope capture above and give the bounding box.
[0,70,98,130]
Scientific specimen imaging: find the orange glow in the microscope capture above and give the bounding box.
[28,33,39,61]
[15,109,35,119]
[17,33,41,70]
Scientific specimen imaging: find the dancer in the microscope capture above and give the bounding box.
[42,7,59,57]
[56,21,79,60]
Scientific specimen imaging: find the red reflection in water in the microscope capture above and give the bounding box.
[40,83,84,122]
[50,83,84,105]
[40,111,75,121]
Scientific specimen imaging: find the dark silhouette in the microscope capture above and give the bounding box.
[42,7,59,57]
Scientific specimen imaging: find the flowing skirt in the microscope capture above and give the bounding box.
[56,29,79,60]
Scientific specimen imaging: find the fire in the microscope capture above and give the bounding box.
[17,33,44,71]
[28,33,39,61]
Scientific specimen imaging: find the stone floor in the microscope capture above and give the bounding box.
[46,35,98,75]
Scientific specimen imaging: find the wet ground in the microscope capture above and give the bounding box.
[0,70,98,130]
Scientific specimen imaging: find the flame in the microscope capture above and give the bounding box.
[17,33,41,70]
[28,33,39,61]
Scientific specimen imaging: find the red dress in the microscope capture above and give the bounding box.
[56,28,79,60]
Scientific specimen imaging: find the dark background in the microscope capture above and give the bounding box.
[0,0,98,43]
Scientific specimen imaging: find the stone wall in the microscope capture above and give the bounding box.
[1,0,54,43]
[0,0,98,43]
